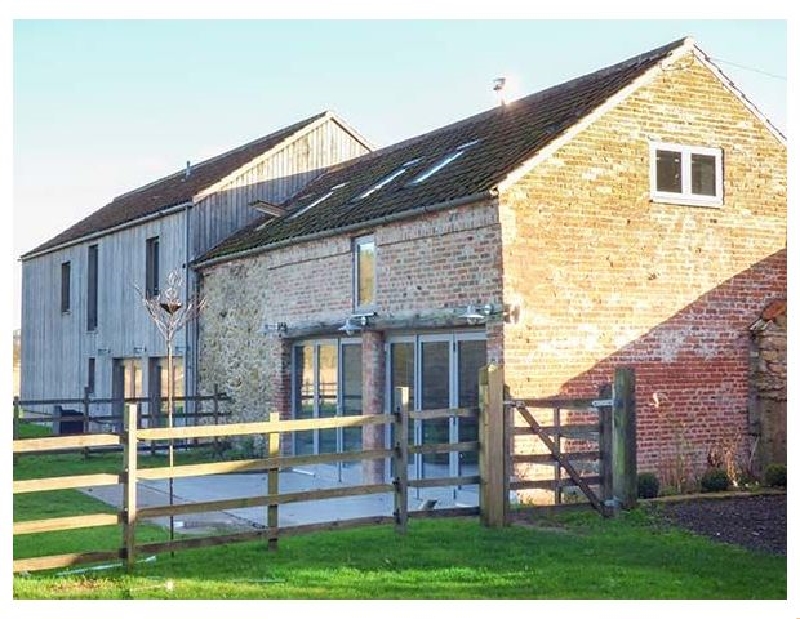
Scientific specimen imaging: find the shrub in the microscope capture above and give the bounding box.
[764,464,787,488]
[700,468,731,493]
[637,472,660,499]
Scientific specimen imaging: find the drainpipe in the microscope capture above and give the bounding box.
[183,201,193,404]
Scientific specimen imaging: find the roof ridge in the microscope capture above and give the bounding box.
[318,37,691,169]
[111,110,329,202]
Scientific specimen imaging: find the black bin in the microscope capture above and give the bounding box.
[56,407,84,435]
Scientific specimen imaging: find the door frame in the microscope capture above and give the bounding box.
[385,330,486,485]
[290,337,362,479]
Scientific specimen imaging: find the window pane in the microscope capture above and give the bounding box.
[691,153,717,196]
[390,342,414,479]
[421,341,450,473]
[88,245,98,330]
[457,340,486,469]
[357,240,375,307]
[61,262,71,312]
[342,343,362,452]
[318,344,338,454]
[390,342,415,413]
[656,150,682,193]
[294,345,315,455]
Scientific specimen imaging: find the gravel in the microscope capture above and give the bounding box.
[651,493,786,556]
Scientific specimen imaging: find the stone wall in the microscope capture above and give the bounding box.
[197,199,503,428]
[750,300,787,471]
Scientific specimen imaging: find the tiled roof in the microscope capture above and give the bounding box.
[22,111,330,259]
[200,37,688,264]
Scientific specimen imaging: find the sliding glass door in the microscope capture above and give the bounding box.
[386,332,486,500]
[292,339,362,480]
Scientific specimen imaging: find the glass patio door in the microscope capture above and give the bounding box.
[386,332,486,501]
[419,336,451,480]
[292,339,362,481]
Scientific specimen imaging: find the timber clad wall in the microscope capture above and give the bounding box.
[193,119,370,257]
[499,54,786,477]
[21,211,188,403]
[198,200,503,424]
[21,115,370,407]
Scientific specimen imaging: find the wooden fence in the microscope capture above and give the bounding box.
[12,364,636,573]
[503,366,637,521]
[13,385,480,574]
[12,385,231,461]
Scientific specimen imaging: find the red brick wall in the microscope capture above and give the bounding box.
[499,54,786,486]
[198,200,503,424]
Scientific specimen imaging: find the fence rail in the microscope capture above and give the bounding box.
[12,364,636,574]
[13,392,480,573]
[13,386,233,462]
[504,367,636,518]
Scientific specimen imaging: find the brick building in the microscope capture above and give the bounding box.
[194,37,786,496]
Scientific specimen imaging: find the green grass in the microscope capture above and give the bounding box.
[13,423,786,600]
[16,421,53,438]
[13,512,786,600]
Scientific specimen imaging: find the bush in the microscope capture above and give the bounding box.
[701,468,731,493]
[637,472,660,499]
[764,464,787,487]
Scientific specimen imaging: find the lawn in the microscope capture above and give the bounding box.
[13,424,787,600]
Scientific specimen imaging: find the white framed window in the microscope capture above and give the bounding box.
[353,235,375,310]
[649,142,723,207]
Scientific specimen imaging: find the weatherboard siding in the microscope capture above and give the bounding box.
[192,117,370,257]
[20,211,189,409]
[21,115,369,411]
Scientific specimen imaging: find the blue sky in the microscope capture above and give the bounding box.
[9,18,789,330]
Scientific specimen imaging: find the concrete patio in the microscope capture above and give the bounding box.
[82,463,479,535]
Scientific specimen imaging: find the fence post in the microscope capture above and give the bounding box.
[123,402,138,571]
[267,411,280,550]
[393,386,409,534]
[553,407,562,505]
[213,384,220,458]
[479,363,505,527]
[598,383,614,515]
[503,393,513,525]
[83,386,91,460]
[13,396,20,466]
[612,368,636,509]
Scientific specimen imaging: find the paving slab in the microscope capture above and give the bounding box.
[81,464,478,535]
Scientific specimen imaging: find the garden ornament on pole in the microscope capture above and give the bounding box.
[135,269,206,550]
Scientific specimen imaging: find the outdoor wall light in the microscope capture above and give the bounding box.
[338,315,368,336]
[458,305,488,325]
[458,303,515,325]
[262,322,289,336]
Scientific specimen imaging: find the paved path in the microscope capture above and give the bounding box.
[82,465,479,535]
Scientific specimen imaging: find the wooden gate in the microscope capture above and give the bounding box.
[502,367,636,519]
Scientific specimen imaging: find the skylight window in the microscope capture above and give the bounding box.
[289,183,348,220]
[353,159,420,201]
[407,139,481,186]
